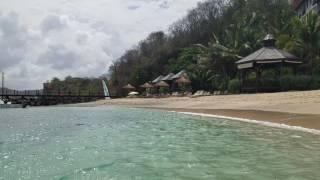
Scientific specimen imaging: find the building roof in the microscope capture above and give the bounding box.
[155,81,170,87]
[175,76,191,84]
[122,84,135,89]
[152,75,164,84]
[172,70,187,79]
[236,34,302,67]
[236,47,301,64]
[162,73,175,81]
[140,82,154,88]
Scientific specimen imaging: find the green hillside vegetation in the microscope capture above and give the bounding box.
[108,0,320,96]
[44,76,107,96]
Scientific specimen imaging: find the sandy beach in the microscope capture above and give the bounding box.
[82,90,320,131]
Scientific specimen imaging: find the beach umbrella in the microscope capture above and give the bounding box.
[140,82,154,89]
[128,91,139,96]
[155,81,170,87]
[122,84,136,90]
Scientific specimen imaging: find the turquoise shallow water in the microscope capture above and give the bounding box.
[0,107,319,180]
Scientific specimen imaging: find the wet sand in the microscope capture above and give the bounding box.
[80,90,320,131]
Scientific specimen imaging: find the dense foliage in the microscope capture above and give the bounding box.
[44,76,107,96]
[108,0,320,96]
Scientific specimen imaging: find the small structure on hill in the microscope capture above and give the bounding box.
[236,34,302,92]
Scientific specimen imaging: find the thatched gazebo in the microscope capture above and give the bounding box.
[155,81,170,87]
[175,76,191,92]
[236,34,302,92]
[122,84,136,90]
[175,76,191,84]
[140,82,154,95]
[140,82,154,89]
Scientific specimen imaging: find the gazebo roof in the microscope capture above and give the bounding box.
[236,34,302,69]
[140,82,154,88]
[155,81,170,87]
[236,47,301,64]
[123,84,135,89]
[152,75,164,84]
[175,76,191,84]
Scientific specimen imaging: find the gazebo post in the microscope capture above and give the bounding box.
[255,66,260,93]
[239,70,243,93]
[279,61,283,91]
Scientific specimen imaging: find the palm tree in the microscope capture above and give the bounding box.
[292,12,320,73]
[189,68,218,91]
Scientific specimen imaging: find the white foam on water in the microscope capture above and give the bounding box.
[171,111,320,135]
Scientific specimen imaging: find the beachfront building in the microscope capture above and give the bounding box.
[291,0,320,16]
[236,34,302,92]
[149,70,191,94]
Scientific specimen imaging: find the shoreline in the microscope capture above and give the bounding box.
[166,109,320,135]
[71,90,320,133]
[155,108,320,131]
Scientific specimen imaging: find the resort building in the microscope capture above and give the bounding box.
[291,0,320,16]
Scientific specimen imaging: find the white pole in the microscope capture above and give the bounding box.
[1,72,4,99]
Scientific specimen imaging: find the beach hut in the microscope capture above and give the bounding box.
[140,82,154,89]
[175,76,191,84]
[172,70,187,80]
[175,76,191,92]
[140,82,154,96]
[155,81,170,87]
[236,34,302,92]
[155,81,170,95]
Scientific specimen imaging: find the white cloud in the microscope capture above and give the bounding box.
[0,0,203,89]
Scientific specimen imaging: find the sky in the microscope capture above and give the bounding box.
[0,0,203,89]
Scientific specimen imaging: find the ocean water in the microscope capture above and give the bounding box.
[0,107,319,180]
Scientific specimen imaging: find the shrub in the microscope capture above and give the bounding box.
[228,79,241,94]
[218,79,229,92]
[311,76,320,90]
[280,75,314,91]
[159,87,169,94]
[295,75,313,90]
[280,75,294,91]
